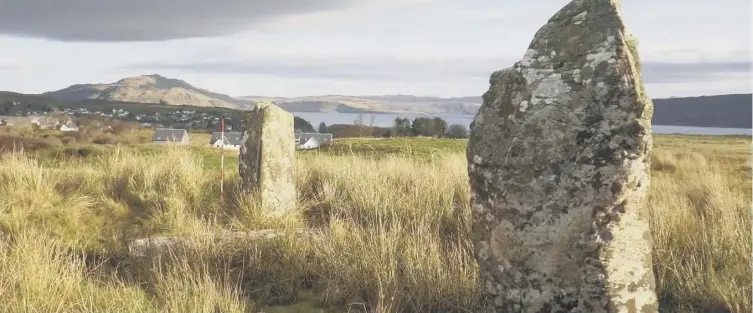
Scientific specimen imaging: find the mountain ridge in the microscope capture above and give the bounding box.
[43,75,482,114]
[12,74,753,128]
[44,74,243,109]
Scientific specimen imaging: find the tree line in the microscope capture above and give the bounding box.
[389,117,468,138]
[316,116,469,139]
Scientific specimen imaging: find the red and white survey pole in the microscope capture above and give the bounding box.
[220,118,225,198]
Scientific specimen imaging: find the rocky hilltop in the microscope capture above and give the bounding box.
[44,74,242,109]
[44,75,479,114]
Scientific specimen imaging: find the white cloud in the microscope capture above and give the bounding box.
[0,0,749,98]
[0,57,21,69]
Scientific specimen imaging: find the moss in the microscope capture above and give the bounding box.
[625,34,642,74]
[625,33,654,122]
[625,34,645,97]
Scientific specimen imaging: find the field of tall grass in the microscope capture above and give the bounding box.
[0,135,749,313]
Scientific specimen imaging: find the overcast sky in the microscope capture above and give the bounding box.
[0,0,750,98]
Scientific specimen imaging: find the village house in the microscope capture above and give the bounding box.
[0,115,61,129]
[297,133,333,150]
[32,116,63,130]
[151,128,190,145]
[59,121,80,132]
[0,116,17,126]
[209,132,243,150]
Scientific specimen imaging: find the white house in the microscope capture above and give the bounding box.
[29,116,61,130]
[209,132,243,150]
[300,137,321,149]
[152,128,190,145]
[297,133,333,150]
[59,121,79,132]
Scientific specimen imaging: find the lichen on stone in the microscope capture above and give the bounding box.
[239,101,296,216]
[467,0,658,312]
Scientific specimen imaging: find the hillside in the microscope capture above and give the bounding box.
[44,74,247,109]
[8,72,753,128]
[652,94,751,128]
[43,75,478,115]
[0,91,315,133]
[419,94,752,128]
[237,95,480,115]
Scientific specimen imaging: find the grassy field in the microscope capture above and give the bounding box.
[0,134,750,313]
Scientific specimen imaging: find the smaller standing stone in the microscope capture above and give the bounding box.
[239,101,296,215]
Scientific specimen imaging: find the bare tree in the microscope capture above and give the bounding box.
[354,113,364,138]
[369,115,375,137]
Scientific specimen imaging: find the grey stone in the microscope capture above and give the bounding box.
[239,101,296,215]
[467,0,658,312]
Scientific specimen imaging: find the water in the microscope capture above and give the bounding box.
[293,112,475,129]
[293,112,752,136]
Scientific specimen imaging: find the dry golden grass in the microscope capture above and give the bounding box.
[648,139,751,313]
[0,135,749,313]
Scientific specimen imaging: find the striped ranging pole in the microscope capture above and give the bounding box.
[220,118,225,197]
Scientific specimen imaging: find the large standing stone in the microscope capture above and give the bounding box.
[467,0,657,312]
[239,102,296,215]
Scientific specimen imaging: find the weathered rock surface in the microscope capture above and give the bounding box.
[467,0,657,312]
[239,102,296,215]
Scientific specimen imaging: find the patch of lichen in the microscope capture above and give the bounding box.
[625,33,654,129]
[625,34,647,99]
[625,35,641,72]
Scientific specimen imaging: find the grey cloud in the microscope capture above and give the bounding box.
[125,56,752,84]
[0,0,371,41]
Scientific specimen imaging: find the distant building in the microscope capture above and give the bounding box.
[0,115,59,129]
[297,133,333,150]
[0,117,13,126]
[209,132,243,150]
[31,116,62,130]
[59,121,79,132]
[152,128,190,145]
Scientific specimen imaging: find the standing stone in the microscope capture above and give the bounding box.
[239,101,296,215]
[467,0,658,312]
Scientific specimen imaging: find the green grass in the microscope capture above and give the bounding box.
[309,138,468,160]
[0,135,749,313]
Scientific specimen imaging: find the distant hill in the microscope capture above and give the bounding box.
[387,94,752,129]
[44,74,249,109]
[651,94,751,128]
[234,94,480,115]
[0,91,315,133]
[44,75,479,115]
[9,73,753,128]
[418,94,752,129]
